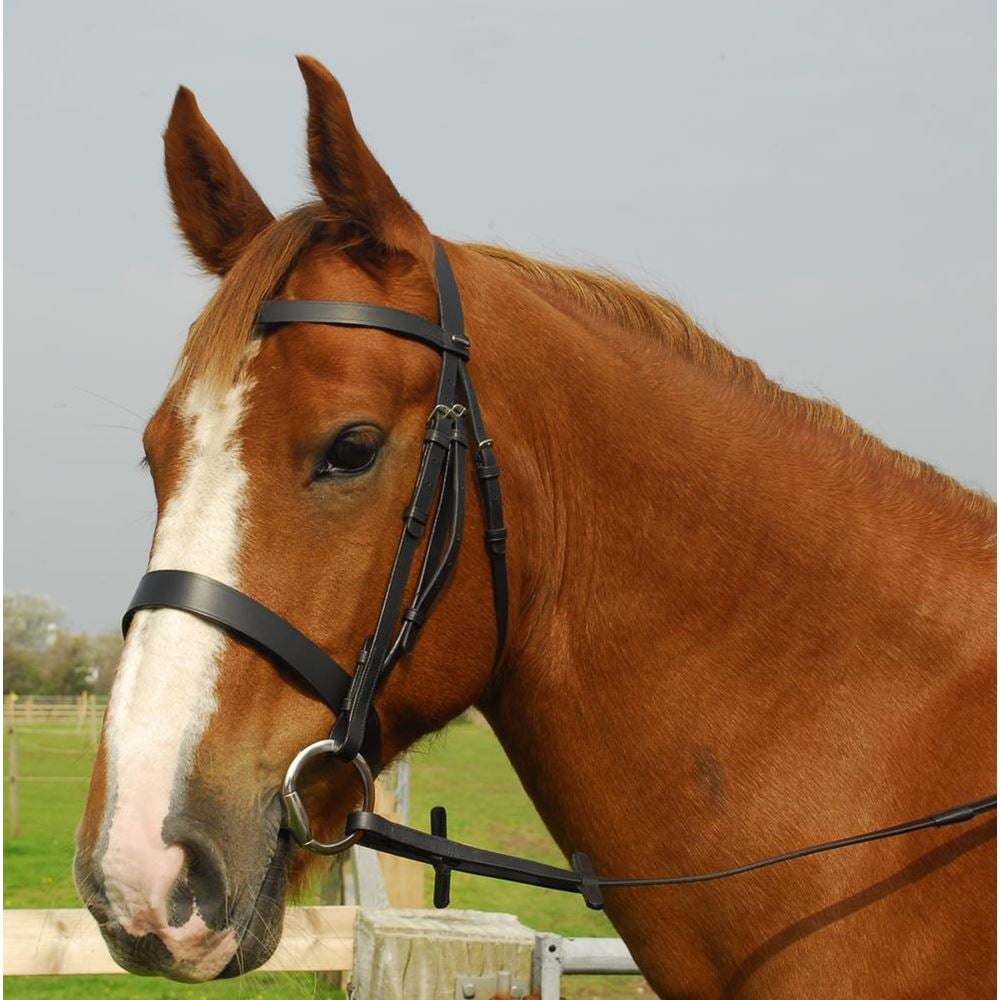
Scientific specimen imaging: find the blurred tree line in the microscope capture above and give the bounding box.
[3,593,122,695]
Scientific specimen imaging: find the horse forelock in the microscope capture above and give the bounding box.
[175,204,322,397]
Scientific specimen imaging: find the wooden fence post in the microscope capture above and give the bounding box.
[352,909,535,999]
[377,761,425,908]
[7,723,20,838]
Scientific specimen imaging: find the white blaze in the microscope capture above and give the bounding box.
[99,373,253,970]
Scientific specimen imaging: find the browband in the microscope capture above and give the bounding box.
[256,300,470,358]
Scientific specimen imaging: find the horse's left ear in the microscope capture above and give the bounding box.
[296,56,432,264]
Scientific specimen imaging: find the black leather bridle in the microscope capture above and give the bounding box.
[124,240,507,850]
[123,240,995,908]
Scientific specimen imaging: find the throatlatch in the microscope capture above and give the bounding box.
[123,239,996,908]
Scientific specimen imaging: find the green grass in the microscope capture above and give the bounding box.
[4,718,649,998]
[2,973,347,1000]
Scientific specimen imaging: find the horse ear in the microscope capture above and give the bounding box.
[163,87,274,276]
[296,56,431,263]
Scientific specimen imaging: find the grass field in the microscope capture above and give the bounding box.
[4,717,650,998]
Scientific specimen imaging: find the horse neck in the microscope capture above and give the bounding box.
[465,250,995,880]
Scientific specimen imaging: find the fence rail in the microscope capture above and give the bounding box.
[3,906,357,976]
[4,693,107,724]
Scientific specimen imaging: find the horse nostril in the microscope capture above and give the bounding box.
[162,821,230,932]
[184,842,225,926]
[167,875,195,927]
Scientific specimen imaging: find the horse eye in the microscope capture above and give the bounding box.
[314,426,383,479]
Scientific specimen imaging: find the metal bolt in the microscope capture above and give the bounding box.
[461,982,476,999]
[511,987,524,999]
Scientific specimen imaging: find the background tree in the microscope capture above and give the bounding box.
[4,593,65,652]
[2,643,42,694]
[3,593,121,695]
[40,634,94,695]
[83,631,124,695]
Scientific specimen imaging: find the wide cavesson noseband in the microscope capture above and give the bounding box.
[123,239,508,849]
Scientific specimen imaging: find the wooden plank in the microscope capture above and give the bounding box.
[260,905,357,973]
[3,906,357,976]
[379,849,425,908]
[4,909,122,976]
[352,909,535,1000]
[355,847,391,909]
[6,709,95,720]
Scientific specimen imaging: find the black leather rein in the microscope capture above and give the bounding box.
[123,238,995,909]
[344,793,997,910]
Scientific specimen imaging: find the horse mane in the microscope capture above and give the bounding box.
[465,243,995,521]
[466,241,874,432]
[177,202,993,521]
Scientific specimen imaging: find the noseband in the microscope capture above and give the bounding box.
[124,240,995,909]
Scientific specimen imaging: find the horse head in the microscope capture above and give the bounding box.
[75,57,508,981]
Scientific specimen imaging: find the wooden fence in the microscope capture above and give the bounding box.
[3,903,639,998]
[4,905,357,976]
[4,693,107,726]
[3,760,424,983]
[4,695,104,839]
[1,701,639,995]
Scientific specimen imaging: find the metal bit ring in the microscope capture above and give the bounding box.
[281,741,375,855]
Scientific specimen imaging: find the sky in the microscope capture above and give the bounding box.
[4,0,996,632]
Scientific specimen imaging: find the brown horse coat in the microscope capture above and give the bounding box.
[76,57,996,995]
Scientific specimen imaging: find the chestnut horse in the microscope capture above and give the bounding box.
[75,57,996,996]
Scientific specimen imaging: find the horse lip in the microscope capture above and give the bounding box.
[74,851,112,924]
[76,793,294,980]
[215,797,294,978]
[92,828,292,982]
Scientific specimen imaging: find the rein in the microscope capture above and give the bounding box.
[123,240,996,908]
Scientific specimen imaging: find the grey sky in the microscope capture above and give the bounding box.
[4,0,995,632]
